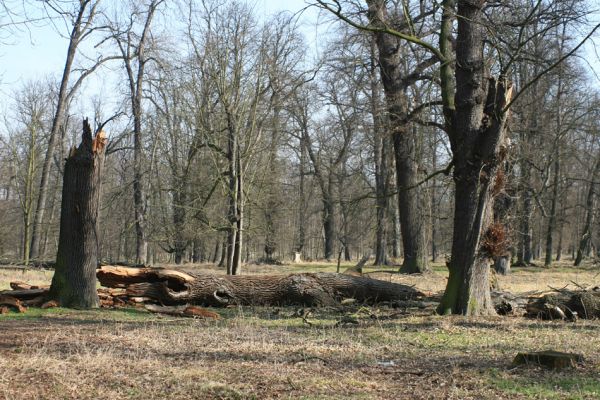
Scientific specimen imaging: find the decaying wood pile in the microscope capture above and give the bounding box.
[524,286,600,320]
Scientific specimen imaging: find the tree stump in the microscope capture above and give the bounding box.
[48,118,106,308]
[513,351,584,369]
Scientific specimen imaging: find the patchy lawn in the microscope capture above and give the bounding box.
[1,260,599,399]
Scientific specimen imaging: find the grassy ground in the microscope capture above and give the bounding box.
[1,260,599,399]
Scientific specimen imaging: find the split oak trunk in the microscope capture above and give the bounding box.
[48,119,106,308]
[97,266,424,307]
[436,0,512,315]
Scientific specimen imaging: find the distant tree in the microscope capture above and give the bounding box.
[30,0,109,260]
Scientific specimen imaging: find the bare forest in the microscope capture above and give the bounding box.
[2,0,600,398]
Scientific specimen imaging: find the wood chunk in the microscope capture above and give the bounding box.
[0,306,9,314]
[10,281,50,290]
[144,304,220,319]
[0,295,27,313]
[513,351,584,369]
[183,306,220,319]
[22,296,46,307]
[41,300,59,309]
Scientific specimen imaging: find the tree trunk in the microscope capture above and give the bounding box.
[218,237,227,268]
[49,119,106,308]
[212,239,220,264]
[518,169,533,265]
[368,0,428,274]
[574,159,600,266]
[370,37,389,266]
[96,266,424,307]
[545,156,560,267]
[430,131,439,263]
[395,129,428,273]
[295,135,308,255]
[391,193,401,259]
[225,111,243,275]
[437,0,512,316]
[172,185,187,264]
[263,103,281,262]
[322,195,336,261]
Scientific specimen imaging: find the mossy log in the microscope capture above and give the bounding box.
[96,266,424,307]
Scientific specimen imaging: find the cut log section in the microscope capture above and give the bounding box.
[513,351,584,369]
[0,295,27,313]
[97,266,424,307]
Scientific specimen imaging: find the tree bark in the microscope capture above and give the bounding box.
[436,0,512,316]
[49,119,106,308]
[96,265,424,307]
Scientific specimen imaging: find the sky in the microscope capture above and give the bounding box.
[0,0,322,118]
[0,0,323,80]
[1,1,600,121]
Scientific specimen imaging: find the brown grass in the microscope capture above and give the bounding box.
[1,260,600,399]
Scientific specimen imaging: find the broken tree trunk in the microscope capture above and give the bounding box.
[48,118,106,308]
[97,266,424,307]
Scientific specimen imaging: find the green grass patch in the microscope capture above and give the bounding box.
[489,370,600,399]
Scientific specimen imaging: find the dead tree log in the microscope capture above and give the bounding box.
[97,266,424,307]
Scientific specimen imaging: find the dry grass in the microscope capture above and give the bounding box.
[0,268,53,290]
[1,260,600,399]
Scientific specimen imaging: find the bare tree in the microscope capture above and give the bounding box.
[110,0,164,265]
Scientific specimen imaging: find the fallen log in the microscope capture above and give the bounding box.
[97,266,424,307]
[0,288,49,300]
[0,295,27,313]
